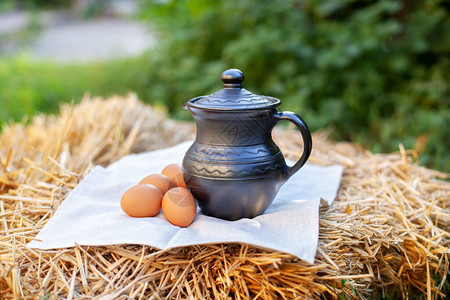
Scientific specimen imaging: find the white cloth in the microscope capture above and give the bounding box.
[28,141,343,263]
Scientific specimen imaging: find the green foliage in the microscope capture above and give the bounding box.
[81,0,112,19]
[138,0,450,172]
[0,0,16,12]
[0,54,142,124]
[0,0,72,11]
[22,0,72,9]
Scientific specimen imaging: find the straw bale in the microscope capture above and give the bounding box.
[0,94,448,299]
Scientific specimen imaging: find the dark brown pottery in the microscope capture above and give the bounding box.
[182,69,312,221]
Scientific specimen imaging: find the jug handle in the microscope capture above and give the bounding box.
[274,111,312,181]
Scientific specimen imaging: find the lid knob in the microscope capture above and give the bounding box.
[221,69,244,88]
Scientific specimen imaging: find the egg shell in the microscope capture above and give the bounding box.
[120,184,163,218]
[162,187,197,227]
[161,163,187,188]
[171,172,187,189]
[139,174,174,194]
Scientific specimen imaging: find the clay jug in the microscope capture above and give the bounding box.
[182,69,312,220]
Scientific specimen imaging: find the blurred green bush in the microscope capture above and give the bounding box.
[0,0,71,11]
[137,0,450,172]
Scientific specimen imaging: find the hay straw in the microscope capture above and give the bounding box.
[0,94,448,299]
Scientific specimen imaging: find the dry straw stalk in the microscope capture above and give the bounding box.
[0,94,448,299]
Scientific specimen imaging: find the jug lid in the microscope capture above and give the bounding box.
[185,69,280,111]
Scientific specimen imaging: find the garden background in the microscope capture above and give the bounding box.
[1,0,449,172]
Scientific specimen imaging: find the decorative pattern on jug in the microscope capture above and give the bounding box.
[193,89,277,108]
[183,141,287,179]
[189,143,274,158]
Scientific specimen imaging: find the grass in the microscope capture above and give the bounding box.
[0,54,144,124]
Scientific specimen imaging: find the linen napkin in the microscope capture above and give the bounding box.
[28,141,343,264]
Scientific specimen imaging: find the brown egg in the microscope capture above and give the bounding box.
[121,184,163,218]
[162,187,197,227]
[162,163,187,188]
[139,174,174,195]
